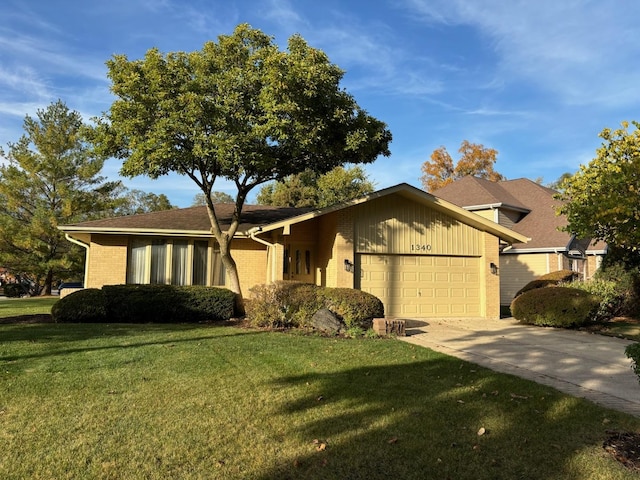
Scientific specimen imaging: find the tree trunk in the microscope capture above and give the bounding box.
[220,250,246,317]
[41,269,53,296]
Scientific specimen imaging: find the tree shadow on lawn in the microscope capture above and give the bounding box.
[0,321,261,362]
[256,354,640,480]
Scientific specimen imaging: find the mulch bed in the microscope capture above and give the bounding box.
[603,431,640,471]
[0,314,53,324]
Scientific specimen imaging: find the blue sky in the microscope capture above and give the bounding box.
[1,0,639,207]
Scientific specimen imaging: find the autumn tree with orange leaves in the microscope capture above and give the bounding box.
[420,140,505,191]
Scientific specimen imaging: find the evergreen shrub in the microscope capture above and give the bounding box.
[52,288,107,323]
[511,286,599,328]
[515,269,579,297]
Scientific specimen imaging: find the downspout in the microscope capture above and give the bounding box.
[65,233,89,287]
[247,227,277,284]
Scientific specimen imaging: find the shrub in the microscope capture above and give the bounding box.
[515,269,579,297]
[246,282,384,331]
[594,256,640,317]
[625,343,640,383]
[511,286,600,328]
[569,279,625,322]
[247,282,322,328]
[4,283,28,298]
[102,284,236,323]
[52,289,107,323]
[321,288,384,329]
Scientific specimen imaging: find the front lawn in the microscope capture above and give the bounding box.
[1,323,639,479]
[0,296,57,319]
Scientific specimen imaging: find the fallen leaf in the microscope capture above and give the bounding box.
[510,393,528,400]
[387,437,398,444]
[457,400,465,404]
[316,443,326,451]
[316,395,324,402]
[477,427,486,436]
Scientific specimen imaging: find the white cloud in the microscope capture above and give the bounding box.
[403,0,640,108]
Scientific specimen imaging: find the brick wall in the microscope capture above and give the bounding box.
[87,234,128,288]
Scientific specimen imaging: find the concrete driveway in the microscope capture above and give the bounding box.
[399,317,640,417]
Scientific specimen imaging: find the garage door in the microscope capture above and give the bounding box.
[357,254,481,317]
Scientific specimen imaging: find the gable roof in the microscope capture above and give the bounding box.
[433,176,604,252]
[59,183,528,245]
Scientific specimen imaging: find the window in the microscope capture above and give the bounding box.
[151,239,167,284]
[192,240,209,285]
[127,238,222,287]
[171,240,188,285]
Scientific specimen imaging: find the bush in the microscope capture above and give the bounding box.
[246,282,384,330]
[3,283,28,298]
[515,269,579,297]
[511,286,600,328]
[569,279,626,322]
[595,253,640,317]
[52,289,107,323]
[101,284,236,323]
[625,343,640,384]
[247,282,322,328]
[321,288,384,329]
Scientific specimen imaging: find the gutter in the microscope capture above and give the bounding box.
[65,233,89,287]
[247,227,277,284]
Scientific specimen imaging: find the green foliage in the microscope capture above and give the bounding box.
[558,121,640,250]
[569,279,628,322]
[90,23,392,311]
[192,191,234,206]
[51,289,107,323]
[321,287,384,329]
[0,100,122,294]
[511,287,600,328]
[246,282,384,331]
[3,283,28,298]
[515,269,579,297]
[625,343,640,383]
[247,282,323,328]
[595,247,640,317]
[100,284,236,323]
[114,189,175,215]
[257,166,375,208]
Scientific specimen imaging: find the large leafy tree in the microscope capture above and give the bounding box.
[115,189,175,216]
[257,165,375,208]
[90,24,392,313]
[192,191,234,206]
[420,140,505,191]
[558,121,640,250]
[0,101,121,295]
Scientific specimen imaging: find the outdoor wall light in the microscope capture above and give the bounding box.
[490,262,498,275]
[344,259,355,273]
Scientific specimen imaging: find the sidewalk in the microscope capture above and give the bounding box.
[399,317,640,417]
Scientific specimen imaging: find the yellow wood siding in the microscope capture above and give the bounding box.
[354,196,481,256]
[473,210,496,222]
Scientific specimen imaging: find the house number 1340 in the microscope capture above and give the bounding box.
[411,244,432,252]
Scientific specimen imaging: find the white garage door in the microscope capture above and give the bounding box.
[357,254,481,318]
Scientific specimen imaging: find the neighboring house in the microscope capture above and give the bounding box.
[432,176,607,306]
[59,183,527,319]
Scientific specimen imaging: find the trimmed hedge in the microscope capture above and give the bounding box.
[322,288,384,329]
[247,282,384,330]
[515,269,579,297]
[511,286,599,328]
[52,288,107,323]
[4,283,28,298]
[53,284,237,323]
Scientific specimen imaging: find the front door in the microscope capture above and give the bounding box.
[284,244,315,283]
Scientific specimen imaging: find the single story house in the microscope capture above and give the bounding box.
[59,183,528,319]
[432,176,607,306]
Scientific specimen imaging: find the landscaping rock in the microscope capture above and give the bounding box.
[312,308,344,333]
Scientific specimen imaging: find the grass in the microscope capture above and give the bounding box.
[2,321,640,479]
[0,296,57,318]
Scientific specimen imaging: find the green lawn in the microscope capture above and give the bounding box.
[1,322,639,479]
[0,296,58,318]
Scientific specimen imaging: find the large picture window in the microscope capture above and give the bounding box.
[127,238,224,286]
